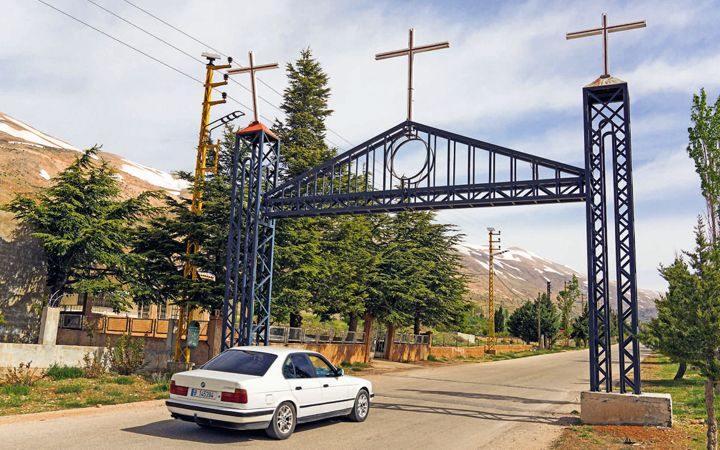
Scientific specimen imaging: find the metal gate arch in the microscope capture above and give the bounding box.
[222,78,641,394]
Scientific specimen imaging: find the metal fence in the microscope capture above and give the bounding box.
[431,332,522,347]
[58,313,208,341]
[393,333,430,345]
[268,326,365,344]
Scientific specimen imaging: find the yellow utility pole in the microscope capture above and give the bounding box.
[486,227,505,354]
[174,52,231,364]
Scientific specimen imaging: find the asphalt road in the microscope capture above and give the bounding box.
[0,348,625,449]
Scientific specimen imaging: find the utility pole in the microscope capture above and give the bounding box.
[486,227,506,354]
[537,292,542,349]
[174,52,232,365]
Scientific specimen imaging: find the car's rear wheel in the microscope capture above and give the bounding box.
[266,402,296,440]
[348,389,370,422]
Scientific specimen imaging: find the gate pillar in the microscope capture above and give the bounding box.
[583,76,641,394]
[222,122,280,349]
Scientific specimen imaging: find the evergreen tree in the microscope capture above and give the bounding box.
[570,306,589,347]
[272,48,339,327]
[3,147,155,309]
[507,294,560,345]
[507,300,536,344]
[274,47,335,178]
[128,126,240,311]
[494,305,508,333]
[367,211,469,333]
[651,220,720,450]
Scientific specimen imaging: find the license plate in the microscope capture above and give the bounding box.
[190,388,218,400]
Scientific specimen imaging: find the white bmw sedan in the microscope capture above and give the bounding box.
[166,346,373,439]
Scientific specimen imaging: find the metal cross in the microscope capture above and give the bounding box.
[227,51,279,123]
[566,14,646,78]
[376,28,449,121]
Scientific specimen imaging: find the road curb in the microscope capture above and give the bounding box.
[0,399,167,425]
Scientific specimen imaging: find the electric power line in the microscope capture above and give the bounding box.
[120,0,355,148]
[38,0,349,150]
[86,0,287,117]
[36,0,272,122]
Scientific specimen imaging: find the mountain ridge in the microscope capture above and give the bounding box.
[458,244,658,321]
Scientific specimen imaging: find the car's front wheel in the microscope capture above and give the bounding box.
[348,389,370,422]
[266,401,296,440]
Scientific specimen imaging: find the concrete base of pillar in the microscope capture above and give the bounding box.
[581,391,672,427]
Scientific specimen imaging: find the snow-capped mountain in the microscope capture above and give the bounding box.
[458,244,658,321]
[0,112,188,204]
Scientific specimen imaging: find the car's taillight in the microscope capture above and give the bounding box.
[170,380,188,396]
[221,388,248,404]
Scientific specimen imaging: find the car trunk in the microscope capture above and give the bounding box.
[172,369,260,406]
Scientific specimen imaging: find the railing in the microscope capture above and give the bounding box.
[58,313,208,341]
[431,332,522,347]
[268,326,365,344]
[393,333,430,345]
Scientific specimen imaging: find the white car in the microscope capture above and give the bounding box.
[166,346,373,439]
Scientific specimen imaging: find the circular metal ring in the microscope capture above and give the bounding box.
[387,135,434,184]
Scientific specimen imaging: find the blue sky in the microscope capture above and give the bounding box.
[2,0,719,291]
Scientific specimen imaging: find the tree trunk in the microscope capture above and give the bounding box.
[706,378,717,450]
[413,314,421,335]
[348,313,358,333]
[674,361,687,380]
[289,311,302,329]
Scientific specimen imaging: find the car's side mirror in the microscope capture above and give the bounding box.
[335,368,344,377]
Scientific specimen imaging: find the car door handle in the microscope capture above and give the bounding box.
[323,384,329,388]
[295,386,302,390]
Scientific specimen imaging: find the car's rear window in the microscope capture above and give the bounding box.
[201,350,277,376]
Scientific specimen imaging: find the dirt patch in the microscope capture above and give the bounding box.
[553,423,699,449]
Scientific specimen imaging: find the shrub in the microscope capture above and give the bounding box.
[147,372,170,392]
[46,364,84,380]
[108,334,145,375]
[55,384,83,394]
[2,362,45,386]
[112,376,135,385]
[1,385,30,396]
[82,350,110,378]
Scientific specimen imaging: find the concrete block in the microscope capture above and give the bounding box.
[581,391,672,427]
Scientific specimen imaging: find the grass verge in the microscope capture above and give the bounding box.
[340,361,370,372]
[552,354,711,450]
[427,347,574,364]
[0,374,169,416]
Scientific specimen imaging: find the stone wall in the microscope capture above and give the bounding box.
[429,343,533,359]
[0,212,46,342]
[387,342,429,362]
[56,317,223,371]
[0,343,104,368]
[270,342,368,365]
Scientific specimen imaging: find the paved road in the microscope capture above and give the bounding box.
[0,348,626,449]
